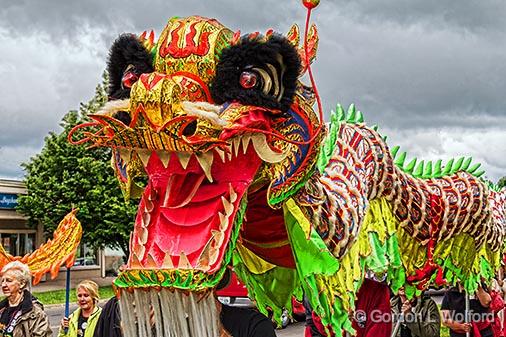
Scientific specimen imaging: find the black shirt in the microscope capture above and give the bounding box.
[77,314,89,337]
[0,303,22,336]
[220,305,276,337]
[441,288,493,337]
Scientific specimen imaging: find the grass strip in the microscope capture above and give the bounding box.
[29,286,115,305]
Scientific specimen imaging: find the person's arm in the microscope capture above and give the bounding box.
[476,285,492,308]
[404,299,440,337]
[30,307,53,337]
[58,311,73,337]
[441,309,471,334]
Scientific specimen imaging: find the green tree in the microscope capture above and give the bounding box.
[499,176,506,189]
[17,75,137,257]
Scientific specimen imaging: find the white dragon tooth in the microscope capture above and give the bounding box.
[228,183,237,203]
[227,143,233,161]
[129,232,134,257]
[162,253,174,269]
[133,244,146,261]
[196,151,214,183]
[138,227,148,245]
[251,134,288,163]
[119,148,132,163]
[156,150,171,168]
[218,212,229,231]
[178,252,192,269]
[209,247,220,265]
[241,135,251,154]
[145,199,154,212]
[148,188,157,201]
[232,138,241,157]
[211,229,224,247]
[196,240,212,272]
[146,254,159,268]
[221,196,234,216]
[176,153,192,169]
[137,149,152,167]
[214,148,226,163]
[130,253,143,268]
[141,212,151,227]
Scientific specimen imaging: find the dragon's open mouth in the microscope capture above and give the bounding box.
[127,135,270,273]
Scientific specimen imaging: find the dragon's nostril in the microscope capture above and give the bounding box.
[113,111,132,126]
[182,120,198,136]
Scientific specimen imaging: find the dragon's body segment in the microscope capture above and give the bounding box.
[70,14,505,337]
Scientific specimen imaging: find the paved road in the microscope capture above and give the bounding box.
[277,322,305,336]
[46,303,79,336]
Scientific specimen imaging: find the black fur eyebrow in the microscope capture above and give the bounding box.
[107,34,154,100]
[210,34,301,112]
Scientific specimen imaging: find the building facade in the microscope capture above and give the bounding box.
[0,179,114,282]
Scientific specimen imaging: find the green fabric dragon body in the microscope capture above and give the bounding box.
[69,14,505,337]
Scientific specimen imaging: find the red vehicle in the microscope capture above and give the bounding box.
[216,270,252,307]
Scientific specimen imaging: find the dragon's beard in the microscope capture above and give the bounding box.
[119,288,222,337]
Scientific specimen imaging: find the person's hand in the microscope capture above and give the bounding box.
[453,322,471,333]
[60,317,69,329]
[401,300,412,314]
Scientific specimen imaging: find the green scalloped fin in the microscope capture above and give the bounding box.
[317,103,367,173]
[390,150,489,181]
[317,104,343,172]
[113,196,248,290]
[232,257,301,327]
[315,102,490,182]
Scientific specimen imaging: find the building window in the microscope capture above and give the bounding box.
[0,232,36,256]
[73,244,99,267]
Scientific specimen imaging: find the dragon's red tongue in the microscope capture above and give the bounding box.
[164,173,205,208]
[129,144,264,272]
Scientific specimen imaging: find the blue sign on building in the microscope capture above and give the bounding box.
[0,193,18,209]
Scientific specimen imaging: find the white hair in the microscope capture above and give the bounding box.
[1,261,32,291]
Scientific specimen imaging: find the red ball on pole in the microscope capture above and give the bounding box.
[302,0,320,10]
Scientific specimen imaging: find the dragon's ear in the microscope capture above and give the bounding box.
[107,33,154,100]
[210,33,301,112]
[286,23,318,75]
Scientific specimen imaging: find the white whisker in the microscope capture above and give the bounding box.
[182,101,227,127]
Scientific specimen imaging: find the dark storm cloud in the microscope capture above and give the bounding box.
[0,0,504,180]
[330,0,506,34]
[0,1,303,40]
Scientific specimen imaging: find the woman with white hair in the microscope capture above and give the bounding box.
[0,260,52,337]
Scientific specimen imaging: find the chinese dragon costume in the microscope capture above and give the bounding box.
[68,2,506,336]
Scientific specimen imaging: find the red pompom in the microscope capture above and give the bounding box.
[302,0,320,9]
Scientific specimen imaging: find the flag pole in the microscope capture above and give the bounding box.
[64,267,71,333]
[465,289,470,337]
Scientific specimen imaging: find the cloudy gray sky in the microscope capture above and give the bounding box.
[0,0,505,182]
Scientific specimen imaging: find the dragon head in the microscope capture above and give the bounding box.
[71,16,322,291]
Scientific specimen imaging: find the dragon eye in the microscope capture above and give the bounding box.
[239,71,258,89]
